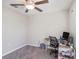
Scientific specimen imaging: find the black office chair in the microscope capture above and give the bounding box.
[49,36,59,57]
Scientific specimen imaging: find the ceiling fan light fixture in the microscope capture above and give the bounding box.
[26,5,35,9]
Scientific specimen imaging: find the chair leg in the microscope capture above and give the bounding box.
[50,52,52,55]
[54,50,58,57]
[50,50,54,55]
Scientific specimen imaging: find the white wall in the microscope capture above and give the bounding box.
[27,11,69,46]
[69,2,76,46]
[2,7,29,55]
[69,2,76,39]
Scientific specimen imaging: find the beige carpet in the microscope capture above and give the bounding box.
[3,45,58,59]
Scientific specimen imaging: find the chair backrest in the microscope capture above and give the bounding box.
[49,36,58,48]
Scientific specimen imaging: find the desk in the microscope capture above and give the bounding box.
[44,38,75,59]
[58,44,75,59]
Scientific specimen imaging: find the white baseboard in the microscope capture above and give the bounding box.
[27,44,39,48]
[2,44,39,57]
[2,44,28,57]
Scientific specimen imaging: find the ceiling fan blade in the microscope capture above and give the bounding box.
[35,7,43,12]
[10,4,24,7]
[35,0,48,5]
[25,9,29,13]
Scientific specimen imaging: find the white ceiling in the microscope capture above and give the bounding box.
[2,0,74,15]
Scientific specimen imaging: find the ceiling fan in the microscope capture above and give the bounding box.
[10,0,48,13]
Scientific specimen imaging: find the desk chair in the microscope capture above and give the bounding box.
[49,36,59,57]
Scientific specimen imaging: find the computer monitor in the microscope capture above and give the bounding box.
[62,32,70,40]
